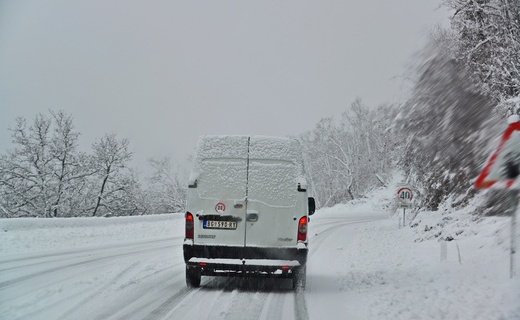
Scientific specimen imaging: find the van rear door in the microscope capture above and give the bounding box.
[244,137,305,248]
[190,136,249,247]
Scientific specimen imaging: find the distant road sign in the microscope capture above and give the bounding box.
[475,121,520,189]
[397,186,413,208]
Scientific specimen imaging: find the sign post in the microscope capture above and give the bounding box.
[475,116,520,278]
[396,185,414,228]
[510,194,517,278]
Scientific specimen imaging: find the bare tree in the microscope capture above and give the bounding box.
[90,134,132,216]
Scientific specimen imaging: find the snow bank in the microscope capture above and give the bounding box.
[317,181,395,217]
[0,213,183,256]
[310,190,520,319]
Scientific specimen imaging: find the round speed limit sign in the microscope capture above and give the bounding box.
[397,187,413,207]
[398,188,413,200]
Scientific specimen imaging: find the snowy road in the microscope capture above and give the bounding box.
[0,212,383,320]
[1,202,519,319]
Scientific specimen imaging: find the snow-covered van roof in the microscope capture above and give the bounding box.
[190,135,306,206]
[189,135,306,189]
[195,135,250,160]
[195,135,304,163]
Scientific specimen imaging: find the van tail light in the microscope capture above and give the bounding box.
[185,212,194,239]
[297,216,308,242]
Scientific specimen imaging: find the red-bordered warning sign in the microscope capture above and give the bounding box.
[475,121,520,189]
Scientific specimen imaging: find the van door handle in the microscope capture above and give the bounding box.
[246,213,259,222]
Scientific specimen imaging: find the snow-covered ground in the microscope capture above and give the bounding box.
[1,187,519,320]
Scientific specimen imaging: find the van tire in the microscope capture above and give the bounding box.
[292,265,306,290]
[186,266,201,288]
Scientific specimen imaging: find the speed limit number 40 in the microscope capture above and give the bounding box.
[397,187,413,207]
[398,188,413,200]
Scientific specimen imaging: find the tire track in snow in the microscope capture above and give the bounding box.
[0,244,176,289]
[2,249,182,320]
[96,272,182,320]
[11,261,144,320]
[142,288,193,320]
[117,277,221,320]
[292,216,383,320]
[219,290,269,320]
[9,286,89,320]
[0,239,178,279]
[56,261,143,320]
[141,277,223,320]
[0,237,180,266]
[105,268,212,320]
[1,248,172,308]
[263,292,286,320]
[293,290,309,320]
[106,256,192,320]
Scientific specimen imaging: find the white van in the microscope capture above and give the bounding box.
[183,135,315,290]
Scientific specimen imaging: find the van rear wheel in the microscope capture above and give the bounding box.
[186,266,201,288]
[292,265,306,290]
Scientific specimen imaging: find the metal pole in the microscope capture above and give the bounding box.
[403,207,406,227]
[511,192,518,278]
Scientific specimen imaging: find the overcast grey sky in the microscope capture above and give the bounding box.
[0,0,449,169]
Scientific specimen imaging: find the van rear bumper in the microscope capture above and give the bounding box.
[183,244,308,266]
[187,257,300,277]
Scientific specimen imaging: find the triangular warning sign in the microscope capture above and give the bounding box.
[475,121,520,189]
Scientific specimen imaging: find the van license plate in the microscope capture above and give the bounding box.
[203,220,237,230]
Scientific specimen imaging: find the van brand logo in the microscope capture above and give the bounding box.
[215,202,226,213]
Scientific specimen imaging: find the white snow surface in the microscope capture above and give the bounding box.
[1,186,519,319]
[196,135,249,160]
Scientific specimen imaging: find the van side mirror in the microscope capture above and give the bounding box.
[308,197,316,216]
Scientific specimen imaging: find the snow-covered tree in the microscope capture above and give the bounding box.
[0,111,94,217]
[397,43,498,210]
[301,100,398,208]
[146,157,187,214]
[90,134,133,216]
[445,0,520,101]
[0,111,184,218]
